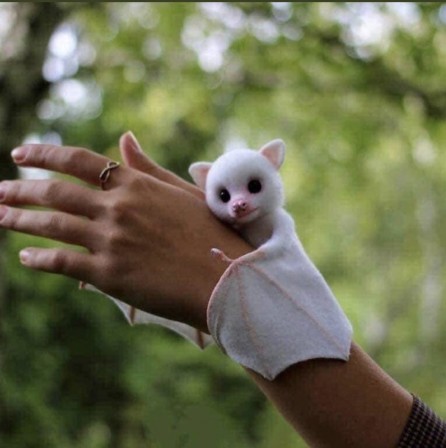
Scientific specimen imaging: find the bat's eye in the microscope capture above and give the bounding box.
[248,179,262,194]
[219,188,231,203]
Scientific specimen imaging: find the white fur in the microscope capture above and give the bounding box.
[189,139,293,249]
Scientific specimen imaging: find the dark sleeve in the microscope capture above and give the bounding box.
[398,395,446,447]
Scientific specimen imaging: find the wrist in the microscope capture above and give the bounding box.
[193,224,252,333]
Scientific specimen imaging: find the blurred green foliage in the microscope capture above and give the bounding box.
[1,3,446,447]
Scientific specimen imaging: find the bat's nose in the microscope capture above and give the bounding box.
[232,200,247,213]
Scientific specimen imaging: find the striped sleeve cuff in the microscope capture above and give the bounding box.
[398,395,446,447]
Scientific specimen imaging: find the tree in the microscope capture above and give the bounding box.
[1,3,446,446]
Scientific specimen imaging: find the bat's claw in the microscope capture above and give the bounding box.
[211,248,233,263]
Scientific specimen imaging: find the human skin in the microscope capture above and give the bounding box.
[0,133,251,332]
[0,133,412,447]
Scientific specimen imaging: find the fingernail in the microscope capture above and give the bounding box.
[11,146,29,163]
[0,205,7,220]
[127,131,143,154]
[19,249,31,265]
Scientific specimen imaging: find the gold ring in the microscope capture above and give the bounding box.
[99,161,120,190]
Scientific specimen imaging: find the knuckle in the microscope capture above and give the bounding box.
[0,181,13,202]
[107,196,130,224]
[49,250,68,273]
[45,213,64,235]
[63,147,83,167]
[14,208,26,227]
[87,197,106,219]
[104,228,126,249]
[42,179,61,204]
[36,145,57,168]
[100,255,120,279]
[128,175,149,193]
[93,199,107,216]
[0,207,12,227]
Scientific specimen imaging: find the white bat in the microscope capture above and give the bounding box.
[189,139,352,380]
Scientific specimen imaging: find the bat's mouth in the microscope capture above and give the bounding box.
[233,207,259,222]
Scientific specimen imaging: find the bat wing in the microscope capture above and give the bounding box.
[207,241,352,380]
[81,284,213,349]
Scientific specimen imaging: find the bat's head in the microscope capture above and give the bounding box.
[189,139,285,227]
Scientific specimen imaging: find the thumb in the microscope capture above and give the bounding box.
[119,131,155,172]
[119,131,204,200]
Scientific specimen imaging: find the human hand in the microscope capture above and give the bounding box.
[0,133,251,332]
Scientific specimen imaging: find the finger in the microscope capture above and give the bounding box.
[11,144,126,189]
[0,205,100,251]
[0,179,103,218]
[119,131,204,200]
[19,246,95,282]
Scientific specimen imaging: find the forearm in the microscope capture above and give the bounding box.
[247,343,413,448]
[198,240,412,446]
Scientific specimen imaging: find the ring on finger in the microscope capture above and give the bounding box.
[99,161,120,190]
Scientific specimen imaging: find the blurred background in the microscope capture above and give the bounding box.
[1,2,446,447]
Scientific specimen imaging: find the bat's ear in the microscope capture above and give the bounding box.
[189,162,212,190]
[259,139,285,170]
